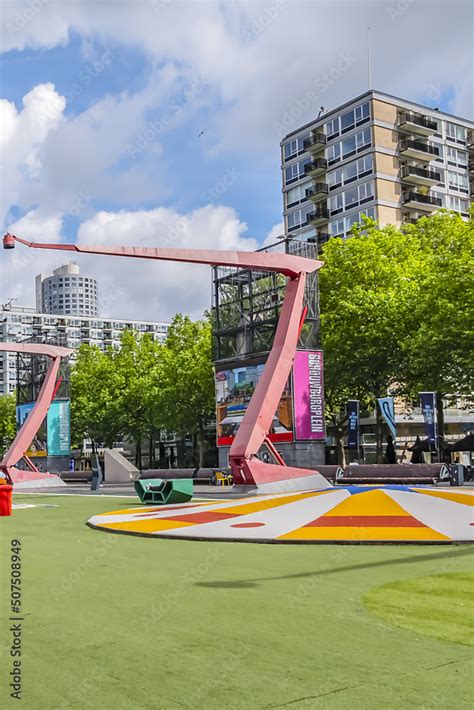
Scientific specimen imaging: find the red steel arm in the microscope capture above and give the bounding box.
[0,343,73,478]
[3,233,326,488]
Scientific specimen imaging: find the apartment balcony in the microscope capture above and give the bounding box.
[398,111,438,136]
[307,205,329,226]
[469,159,474,174]
[403,191,442,212]
[399,139,439,161]
[306,183,329,202]
[303,132,326,154]
[304,158,328,178]
[400,165,441,187]
[467,129,474,150]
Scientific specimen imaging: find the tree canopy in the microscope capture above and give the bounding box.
[319,210,473,461]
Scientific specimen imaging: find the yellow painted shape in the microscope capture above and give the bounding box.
[324,489,411,517]
[213,490,331,517]
[278,526,450,542]
[97,518,194,533]
[98,502,213,517]
[412,489,474,507]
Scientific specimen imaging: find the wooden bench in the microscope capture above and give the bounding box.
[335,464,451,486]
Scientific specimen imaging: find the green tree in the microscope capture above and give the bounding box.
[70,344,123,452]
[319,218,424,462]
[160,314,215,467]
[399,210,474,444]
[0,393,16,458]
[112,330,165,469]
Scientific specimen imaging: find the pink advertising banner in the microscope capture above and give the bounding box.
[292,350,326,441]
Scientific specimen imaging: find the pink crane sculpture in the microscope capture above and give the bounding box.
[0,341,73,484]
[3,232,331,492]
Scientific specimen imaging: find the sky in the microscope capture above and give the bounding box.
[0,0,472,322]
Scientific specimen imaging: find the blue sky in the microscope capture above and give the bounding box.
[0,0,472,320]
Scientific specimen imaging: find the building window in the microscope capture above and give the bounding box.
[446,123,467,144]
[447,195,469,214]
[329,154,373,189]
[283,135,309,162]
[447,146,467,168]
[287,204,315,231]
[329,193,343,216]
[286,181,312,208]
[327,102,370,139]
[285,157,311,185]
[447,171,469,193]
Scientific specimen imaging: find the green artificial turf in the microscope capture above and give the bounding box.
[0,494,473,710]
[363,572,474,646]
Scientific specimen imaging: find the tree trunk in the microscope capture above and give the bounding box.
[135,439,142,470]
[198,419,205,468]
[148,436,154,469]
[436,392,445,463]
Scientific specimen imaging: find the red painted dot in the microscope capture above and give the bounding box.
[230,522,266,528]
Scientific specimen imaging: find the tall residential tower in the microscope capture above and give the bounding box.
[281,90,473,246]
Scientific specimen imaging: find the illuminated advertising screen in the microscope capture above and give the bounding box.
[215,362,294,447]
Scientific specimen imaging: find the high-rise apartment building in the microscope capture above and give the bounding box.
[0,305,169,396]
[280,90,473,245]
[36,262,99,317]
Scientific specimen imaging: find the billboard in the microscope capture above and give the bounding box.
[16,399,71,457]
[47,400,71,456]
[292,350,326,441]
[215,362,294,446]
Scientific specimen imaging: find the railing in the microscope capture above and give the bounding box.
[307,206,329,222]
[304,158,327,175]
[399,139,439,157]
[303,132,327,151]
[401,165,441,182]
[399,111,438,132]
[305,183,329,198]
[403,192,443,207]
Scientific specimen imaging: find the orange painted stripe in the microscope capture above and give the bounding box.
[306,515,426,528]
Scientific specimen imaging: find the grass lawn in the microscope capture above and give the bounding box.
[1,493,473,709]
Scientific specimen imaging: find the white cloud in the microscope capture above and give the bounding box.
[1,204,258,322]
[0,83,66,225]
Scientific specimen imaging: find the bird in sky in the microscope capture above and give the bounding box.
[198,128,208,138]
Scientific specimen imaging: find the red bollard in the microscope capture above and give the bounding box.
[0,484,13,516]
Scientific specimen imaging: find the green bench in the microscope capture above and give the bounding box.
[134,478,193,505]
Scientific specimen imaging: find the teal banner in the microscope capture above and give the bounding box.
[47,400,71,456]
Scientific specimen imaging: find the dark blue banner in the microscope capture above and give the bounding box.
[420,392,436,446]
[347,400,359,449]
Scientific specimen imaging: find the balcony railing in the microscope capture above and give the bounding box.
[303,132,327,152]
[403,192,442,208]
[307,206,329,224]
[399,111,438,133]
[306,183,329,200]
[304,158,327,176]
[399,139,439,158]
[401,165,441,183]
